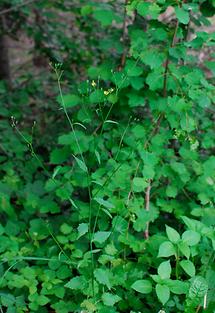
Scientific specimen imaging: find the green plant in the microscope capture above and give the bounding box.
[0,0,215,312]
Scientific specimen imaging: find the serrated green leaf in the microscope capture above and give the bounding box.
[65,276,86,290]
[175,7,190,24]
[60,223,72,235]
[102,293,121,306]
[133,177,148,192]
[77,223,88,239]
[166,185,178,198]
[37,295,50,306]
[93,231,111,244]
[94,197,115,209]
[94,268,112,289]
[89,90,105,103]
[50,147,70,164]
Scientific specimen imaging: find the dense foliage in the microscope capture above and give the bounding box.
[0,1,215,312]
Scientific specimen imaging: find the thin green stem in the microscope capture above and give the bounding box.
[175,246,180,279]
[54,66,95,298]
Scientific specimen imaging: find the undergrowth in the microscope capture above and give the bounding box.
[0,1,215,313]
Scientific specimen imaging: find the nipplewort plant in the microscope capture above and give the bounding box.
[0,0,214,312]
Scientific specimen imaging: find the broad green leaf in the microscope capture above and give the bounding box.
[5,220,20,236]
[175,7,190,24]
[81,5,93,16]
[180,260,196,277]
[0,293,16,307]
[57,94,80,108]
[58,131,90,154]
[140,50,165,69]
[89,90,105,103]
[94,268,112,289]
[107,92,118,104]
[180,115,196,132]
[93,9,114,26]
[158,241,176,257]
[36,295,50,306]
[50,147,70,164]
[102,293,121,306]
[146,68,163,90]
[93,231,111,244]
[60,223,72,235]
[131,280,152,294]
[65,276,86,290]
[94,197,115,209]
[77,223,88,239]
[125,60,143,77]
[182,230,201,246]
[158,261,171,279]
[166,225,180,243]
[136,2,150,17]
[137,2,161,19]
[112,216,128,234]
[128,93,145,107]
[29,219,49,240]
[56,265,71,280]
[166,279,189,294]
[133,177,148,192]
[178,241,190,259]
[166,185,178,198]
[133,206,159,232]
[156,284,170,305]
[150,274,162,284]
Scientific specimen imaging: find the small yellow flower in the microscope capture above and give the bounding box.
[104,88,114,96]
[91,80,96,87]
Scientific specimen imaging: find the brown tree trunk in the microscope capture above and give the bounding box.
[0,15,11,86]
[32,9,47,67]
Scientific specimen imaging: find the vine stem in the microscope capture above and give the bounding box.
[144,18,179,151]
[163,19,179,97]
[119,0,128,69]
[144,16,178,237]
[195,304,201,313]
[144,180,151,239]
